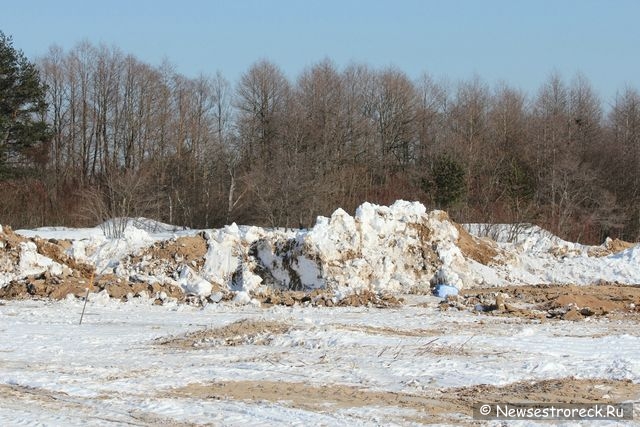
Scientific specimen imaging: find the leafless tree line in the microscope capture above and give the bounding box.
[3,41,640,243]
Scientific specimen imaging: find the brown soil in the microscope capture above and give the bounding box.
[588,238,636,257]
[158,319,292,348]
[0,225,26,249]
[0,275,88,299]
[454,223,500,265]
[257,288,403,308]
[169,377,638,424]
[0,273,184,303]
[133,233,208,269]
[0,226,104,300]
[95,274,184,301]
[448,284,640,321]
[171,380,466,422]
[0,226,22,276]
[34,239,95,278]
[449,377,639,404]
[608,238,635,253]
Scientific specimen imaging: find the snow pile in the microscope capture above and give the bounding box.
[465,223,605,256]
[465,223,640,286]
[1,226,70,287]
[239,200,493,295]
[201,224,280,293]
[17,242,68,277]
[86,225,156,274]
[177,266,213,297]
[76,201,481,299]
[3,201,640,305]
[290,202,459,293]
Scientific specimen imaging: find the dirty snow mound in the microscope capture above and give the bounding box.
[245,201,493,295]
[5,200,640,305]
[96,201,490,300]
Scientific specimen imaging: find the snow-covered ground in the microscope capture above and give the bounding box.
[0,296,638,425]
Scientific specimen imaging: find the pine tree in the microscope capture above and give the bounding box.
[0,31,49,176]
[431,154,466,209]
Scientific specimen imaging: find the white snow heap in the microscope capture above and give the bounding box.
[201,224,272,293]
[248,200,473,294]
[77,223,156,274]
[18,242,68,277]
[7,202,640,301]
[177,265,212,297]
[1,204,487,296]
[296,201,433,293]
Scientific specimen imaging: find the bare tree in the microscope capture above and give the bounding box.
[236,59,290,161]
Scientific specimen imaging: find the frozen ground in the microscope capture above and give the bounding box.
[0,295,639,426]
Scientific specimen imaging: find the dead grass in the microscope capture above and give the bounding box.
[332,323,440,337]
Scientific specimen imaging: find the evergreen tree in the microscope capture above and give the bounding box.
[430,154,466,209]
[0,31,49,176]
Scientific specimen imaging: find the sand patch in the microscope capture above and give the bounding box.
[158,319,293,348]
[170,380,464,422]
[448,377,640,405]
[454,223,500,266]
[169,376,637,424]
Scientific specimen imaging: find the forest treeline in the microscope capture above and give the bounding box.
[1,38,640,243]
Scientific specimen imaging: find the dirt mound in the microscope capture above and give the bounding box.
[1,226,97,296]
[0,225,26,248]
[159,319,292,348]
[608,238,635,253]
[95,274,184,302]
[33,239,94,278]
[0,225,25,266]
[118,233,210,295]
[588,238,636,257]
[0,273,184,303]
[0,275,89,300]
[454,223,500,265]
[257,289,403,308]
[133,233,207,269]
[334,289,403,307]
[445,284,640,320]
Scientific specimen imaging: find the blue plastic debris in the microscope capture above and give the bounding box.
[433,284,459,299]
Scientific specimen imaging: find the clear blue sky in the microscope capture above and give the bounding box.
[1,0,639,99]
